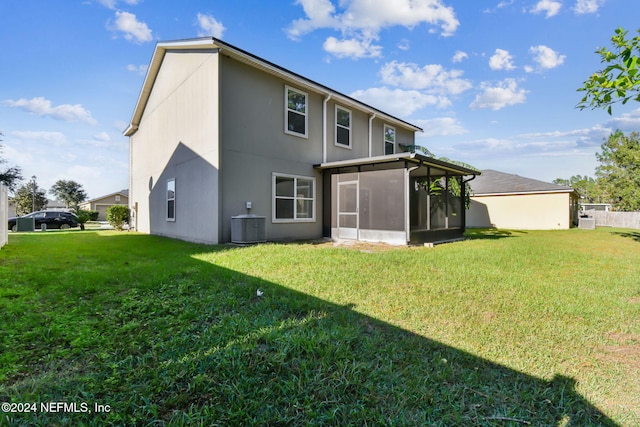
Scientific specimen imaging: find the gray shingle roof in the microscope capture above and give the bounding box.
[469,169,574,195]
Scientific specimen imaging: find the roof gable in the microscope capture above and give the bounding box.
[470,170,574,195]
[124,37,422,137]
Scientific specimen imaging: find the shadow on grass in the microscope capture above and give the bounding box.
[613,231,640,243]
[1,233,618,426]
[465,228,528,240]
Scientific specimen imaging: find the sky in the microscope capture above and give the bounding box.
[1,0,639,200]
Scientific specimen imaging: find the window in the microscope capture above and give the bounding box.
[273,173,315,222]
[384,125,396,155]
[167,179,175,221]
[115,195,121,202]
[335,106,351,148]
[285,86,307,137]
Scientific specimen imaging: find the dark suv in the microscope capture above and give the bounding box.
[8,211,79,232]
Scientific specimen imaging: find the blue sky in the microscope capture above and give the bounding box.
[1,0,639,199]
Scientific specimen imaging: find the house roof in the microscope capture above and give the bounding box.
[315,152,480,176]
[469,169,575,196]
[83,189,129,204]
[124,37,423,137]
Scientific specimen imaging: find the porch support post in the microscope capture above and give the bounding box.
[460,175,466,233]
[445,171,449,229]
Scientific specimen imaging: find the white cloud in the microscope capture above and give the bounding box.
[398,39,410,51]
[64,165,104,185]
[574,0,605,14]
[93,132,111,142]
[350,87,447,117]
[4,97,97,125]
[323,36,382,59]
[452,50,468,63]
[287,0,338,39]
[470,78,528,110]
[483,0,514,13]
[96,0,141,9]
[10,131,67,146]
[414,117,468,138]
[288,0,459,58]
[531,0,562,18]
[110,11,152,43]
[489,49,516,71]
[605,107,640,132]
[528,45,566,71]
[196,13,225,38]
[380,61,472,95]
[455,125,611,157]
[126,64,148,75]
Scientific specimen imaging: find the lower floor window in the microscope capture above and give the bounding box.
[273,173,315,222]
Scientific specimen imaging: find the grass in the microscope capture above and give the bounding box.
[0,228,639,426]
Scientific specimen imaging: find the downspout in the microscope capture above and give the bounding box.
[368,113,376,157]
[128,135,135,231]
[461,175,477,234]
[322,94,331,163]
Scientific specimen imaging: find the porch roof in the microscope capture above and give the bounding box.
[314,152,480,176]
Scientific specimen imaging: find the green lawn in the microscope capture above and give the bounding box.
[0,228,638,426]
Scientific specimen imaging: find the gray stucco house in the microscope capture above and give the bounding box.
[125,38,478,245]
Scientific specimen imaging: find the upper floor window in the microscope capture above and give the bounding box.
[285,86,307,137]
[384,125,396,155]
[335,106,351,148]
[167,178,176,221]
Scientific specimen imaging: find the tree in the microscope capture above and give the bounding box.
[595,130,640,211]
[13,179,48,215]
[49,179,88,208]
[552,175,606,203]
[0,133,24,192]
[577,27,640,115]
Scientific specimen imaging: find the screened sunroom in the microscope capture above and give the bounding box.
[317,152,480,245]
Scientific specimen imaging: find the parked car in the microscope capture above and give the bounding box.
[8,211,79,232]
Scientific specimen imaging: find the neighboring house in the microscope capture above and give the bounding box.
[125,38,479,245]
[466,169,579,230]
[79,190,129,221]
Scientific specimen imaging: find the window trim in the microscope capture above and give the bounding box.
[285,85,308,138]
[384,124,396,155]
[335,105,352,149]
[272,173,316,223]
[166,178,176,222]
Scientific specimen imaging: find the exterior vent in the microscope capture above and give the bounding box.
[231,215,266,244]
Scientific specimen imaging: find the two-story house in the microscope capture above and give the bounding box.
[125,38,478,245]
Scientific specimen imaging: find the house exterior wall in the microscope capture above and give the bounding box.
[218,55,325,242]
[128,42,422,245]
[79,194,129,220]
[467,192,572,230]
[129,49,220,244]
[217,54,415,242]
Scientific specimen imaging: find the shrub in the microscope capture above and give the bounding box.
[106,205,130,231]
[87,210,99,221]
